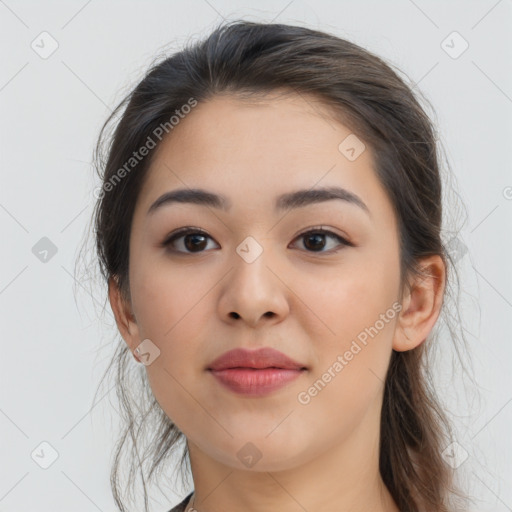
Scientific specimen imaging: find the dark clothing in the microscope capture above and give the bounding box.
[168,491,194,512]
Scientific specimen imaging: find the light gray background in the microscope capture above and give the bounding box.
[1,1,511,511]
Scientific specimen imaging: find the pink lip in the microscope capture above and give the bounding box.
[207,347,307,371]
[207,347,307,396]
[209,367,305,396]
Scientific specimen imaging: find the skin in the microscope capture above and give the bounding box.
[109,91,446,512]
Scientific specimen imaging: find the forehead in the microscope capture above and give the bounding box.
[134,92,391,224]
[150,92,356,171]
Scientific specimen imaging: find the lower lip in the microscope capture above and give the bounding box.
[208,368,305,396]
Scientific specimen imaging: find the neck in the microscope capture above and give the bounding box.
[184,394,399,512]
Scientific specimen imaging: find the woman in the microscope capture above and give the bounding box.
[87,20,470,512]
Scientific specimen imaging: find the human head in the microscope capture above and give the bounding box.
[89,20,465,512]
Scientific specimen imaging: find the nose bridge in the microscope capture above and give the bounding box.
[235,234,267,266]
[232,234,276,296]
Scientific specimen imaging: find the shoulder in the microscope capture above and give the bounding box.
[168,491,194,512]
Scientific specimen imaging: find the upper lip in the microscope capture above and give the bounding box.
[207,347,307,371]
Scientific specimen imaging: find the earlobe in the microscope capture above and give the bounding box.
[108,276,140,354]
[392,255,445,353]
[393,323,426,352]
[393,289,422,352]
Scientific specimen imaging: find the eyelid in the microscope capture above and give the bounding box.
[291,225,354,247]
[161,226,214,248]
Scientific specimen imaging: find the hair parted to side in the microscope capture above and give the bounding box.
[77,19,474,512]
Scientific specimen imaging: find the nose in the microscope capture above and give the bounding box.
[217,245,290,328]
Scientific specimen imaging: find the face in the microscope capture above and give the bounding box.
[117,91,405,472]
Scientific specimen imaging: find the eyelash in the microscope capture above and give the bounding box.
[161,226,354,255]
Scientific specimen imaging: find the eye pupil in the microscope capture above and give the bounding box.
[185,234,207,252]
[304,233,326,251]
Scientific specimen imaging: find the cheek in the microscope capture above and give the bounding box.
[292,257,398,349]
[129,259,213,405]
[293,277,397,447]
[295,252,399,403]
[130,263,212,428]
[130,255,211,340]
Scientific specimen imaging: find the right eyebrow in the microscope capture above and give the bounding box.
[147,188,231,215]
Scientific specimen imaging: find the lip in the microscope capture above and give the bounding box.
[207,347,307,397]
[207,347,307,371]
[209,368,305,396]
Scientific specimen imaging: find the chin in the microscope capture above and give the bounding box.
[210,434,310,472]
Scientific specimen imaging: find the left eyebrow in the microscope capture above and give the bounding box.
[147,186,371,217]
[276,186,370,217]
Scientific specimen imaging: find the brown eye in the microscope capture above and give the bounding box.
[292,228,352,254]
[162,228,219,253]
[303,232,327,251]
[161,226,352,255]
[182,233,208,252]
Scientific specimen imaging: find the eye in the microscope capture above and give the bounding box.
[290,227,353,254]
[161,226,353,254]
[161,227,219,254]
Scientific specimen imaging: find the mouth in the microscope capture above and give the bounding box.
[206,347,307,397]
[207,346,308,372]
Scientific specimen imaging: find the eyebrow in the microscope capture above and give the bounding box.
[147,186,370,217]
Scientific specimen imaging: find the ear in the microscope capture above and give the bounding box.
[108,276,142,362]
[393,255,446,352]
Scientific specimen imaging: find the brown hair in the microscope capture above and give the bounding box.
[79,20,473,512]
